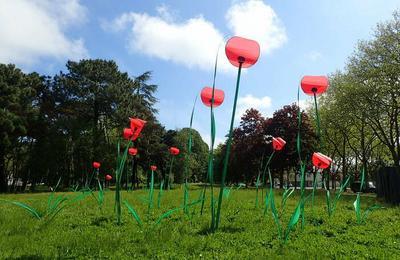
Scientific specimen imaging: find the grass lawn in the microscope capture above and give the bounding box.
[0,186,399,259]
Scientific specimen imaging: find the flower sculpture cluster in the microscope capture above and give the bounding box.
[1,35,382,244]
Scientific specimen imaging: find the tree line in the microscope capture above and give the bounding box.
[0,60,208,192]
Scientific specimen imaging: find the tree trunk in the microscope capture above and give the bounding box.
[279,169,283,189]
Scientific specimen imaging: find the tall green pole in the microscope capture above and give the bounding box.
[215,61,243,229]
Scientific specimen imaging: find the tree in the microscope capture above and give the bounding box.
[230,108,267,183]
[346,12,400,166]
[173,128,209,183]
[267,104,317,188]
[319,11,400,173]
[0,64,38,192]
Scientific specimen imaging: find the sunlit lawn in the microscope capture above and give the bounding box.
[0,186,399,259]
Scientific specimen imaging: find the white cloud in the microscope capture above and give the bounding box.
[0,0,88,65]
[105,0,286,72]
[106,10,232,71]
[236,94,272,119]
[225,0,287,54]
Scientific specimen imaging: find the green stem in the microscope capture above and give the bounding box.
[264,167,274,215]
[313,92,322,151]
[168,156,175,190]
[148,170,154,212]
[215,62,243,230]
[262,151,275,213]
[115,140,132,225]
[312,172,317,209]
[208,109,216,229]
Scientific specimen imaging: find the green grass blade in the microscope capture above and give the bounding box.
[284,202,302,242]
[269,192,282,239]
[124,200,143,227]
[155,199,202,225]
[362,205,383,222]
[0,199,41,219]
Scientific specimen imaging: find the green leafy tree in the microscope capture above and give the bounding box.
[0,64,38,192]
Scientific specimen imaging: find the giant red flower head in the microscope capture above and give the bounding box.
[225,36,260,68]
[169,147,180,156]
[129,118,147,140]
[105,174,112,181]
[92,162,101,169]
[272,137,286,151]
[128,147,138,156]
[200,87,225,108]
[301,76,329,96]
[150,165,157,171]
[312,152,332,169]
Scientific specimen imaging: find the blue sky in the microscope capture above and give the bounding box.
[1,0,399,144]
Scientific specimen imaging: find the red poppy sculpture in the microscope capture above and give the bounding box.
[200,85,226,227]
[150,165,157,171]
[312,152,332,169]
[128,147,138,156]
[215,36,260,231]
[123,118,146,141]
[272,137,286,151]
[200,87,225,107]
[169,147,180,156]
[225,36,260,68]
[167,147,179,189]
[130,118,147,140]
[300,75,329,148]
[105,174,112,181]
[301,76,329,96]
[93,161,101,169]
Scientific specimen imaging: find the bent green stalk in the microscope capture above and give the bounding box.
[184,97,197,214]
[215,62,243,230]
[262,151,275,214]
[255,154,265,208]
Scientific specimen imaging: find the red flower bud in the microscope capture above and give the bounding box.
[312,152,332,169]
[123,128,134,140]
[128,147,138,156]
[169,147,180,156]
[92,162,101,169]
[272,137,286,151]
